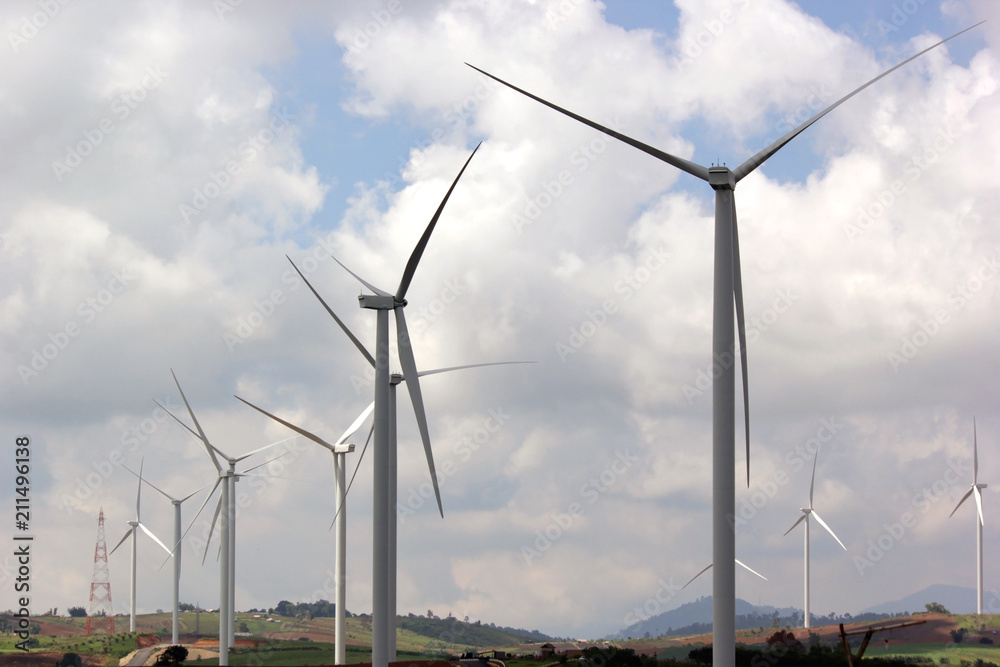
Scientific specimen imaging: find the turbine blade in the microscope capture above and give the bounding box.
[240,451,292,474]
[336,401,375,446]
[466,64,710,182]
[328,254,391,298]
[809,452,818,509]
[417,360,536,378]
[136,458,144,520]
[682,563,713,590]
[811,510,846,550]
[783,513,807,537]
[332,423,373,531]
[235,395,337,451]
[734,22,985,182]
[732,199,749,487]
[395,143,481,301]
[178,478,222,549]
[201,496,224,566]
[395,309,443,517]
[286,256,377,367]
[949,488,974,518]
[155,399,202,441]
[974,487,984,526]
[138,522,171,555]
[123,464,175,502]
[169,370,223,471]
[973,417,979,484]
[110,529,132,556]
[735,559,768,581]
[233,437,296,463]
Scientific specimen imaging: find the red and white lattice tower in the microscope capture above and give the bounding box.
[85,508,115,635]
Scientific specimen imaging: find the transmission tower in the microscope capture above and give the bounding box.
[86,508,116,635]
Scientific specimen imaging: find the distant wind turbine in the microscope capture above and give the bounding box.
[110,458,170,633]
[158,370,286,666]
[122,464,203,645]
[468,21,980,664]
[949,418,988,615]
[783,451,846,629]
[233,398,373,666]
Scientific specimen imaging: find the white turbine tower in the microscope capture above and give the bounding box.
[158,370,285,666]
[110,459,171,633]
[949,418,988,615]
[783,451,846,629]
[281,144,479,667]
[468,22,980,664]
[122,465,202,645]
[233,398,373,665]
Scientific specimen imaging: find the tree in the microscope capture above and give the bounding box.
[178,602,195,612]
[950,628,966,643]
[67,607,87,618]
[155,645,188,665]
[56,653,82,667]
[926,602,951,614]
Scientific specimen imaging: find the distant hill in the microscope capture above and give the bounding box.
[395,615,557,647]
[861,584,978,615]
[612,596,801,639]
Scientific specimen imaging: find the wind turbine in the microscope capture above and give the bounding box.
[109,458,171,633]
[157,370,286,666]
[783,451,846,629]
[233,398,373,665]
[286,251,530,662]
[949,418,988,615]
[282,143,480,667]
[122,464,203,645]
[467,22,980,664]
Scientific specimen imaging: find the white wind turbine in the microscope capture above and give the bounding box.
[283,144,480,667]
[783,451,846,629]
[157,370,286,666]
[110,458,171,633]
[233,398,373,666]
[122,464,203,645]
[949,418,988,615]
[286,257,530,662]
[468,22,980,664]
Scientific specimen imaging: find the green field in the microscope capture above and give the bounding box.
[880,641,1000,664]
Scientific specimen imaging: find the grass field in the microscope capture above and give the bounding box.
[880,641,1000,665]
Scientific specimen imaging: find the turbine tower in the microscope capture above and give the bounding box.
[123,465,202,645]
[233,398,373,665]
[109,459,170,632]
[949,418,988,615]
[783,451,846,629]
[468,22,980,664]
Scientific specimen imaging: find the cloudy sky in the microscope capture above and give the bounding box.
[2,0,999,640]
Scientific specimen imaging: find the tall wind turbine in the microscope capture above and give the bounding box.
[468,22,980,664]
[233,398,373,665]
[283,144,479,667]
[122,465,202,645]
[110,459,171,633]
[949,418,988,615]
[158,370,285,665]
[286,250,529,661]
[783,451,846,629]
